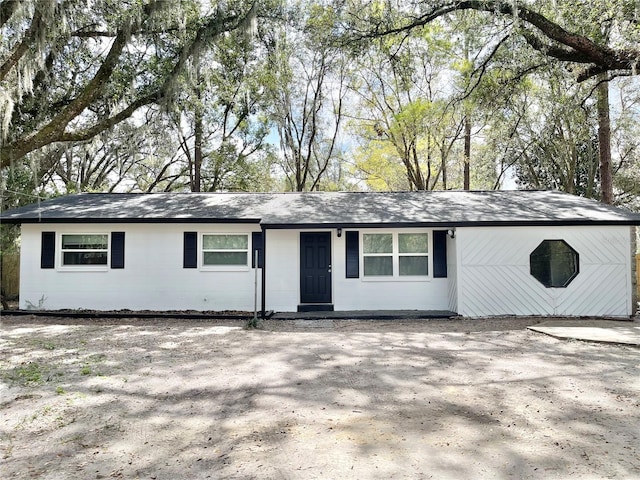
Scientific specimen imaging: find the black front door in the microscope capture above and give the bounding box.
[300,232,332,304]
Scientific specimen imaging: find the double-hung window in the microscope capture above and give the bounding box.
[363,232,429,278]
[61,234,108,266]
[202,234,249,267]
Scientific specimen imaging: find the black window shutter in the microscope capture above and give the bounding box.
[183,232,197,268]
[251,232,264,268]
[345,231,359,278]
[433,230,447,278]
[41,232,55,269]
[111,232,125,269]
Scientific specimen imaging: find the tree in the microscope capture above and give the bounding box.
[610,79,640,209]
[346,0,640,82]
[0,0,268,168]
[513,76,600,197]
[269,4,348,191]
[170,24,277,192]
[350,25,483,191]
[343,0,640,202]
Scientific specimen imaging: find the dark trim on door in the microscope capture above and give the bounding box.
[299,232,332,305]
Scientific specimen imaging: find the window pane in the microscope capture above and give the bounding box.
[550,248,578,286]
[364,256,393,276]
[62,234,108,250]
[530,240,579,288]
[363,234,392,253]
[399,256,428,276]
[399,234,428,253]
[63,252,108,265]
[203,234,248,250]
[203,251,248,266]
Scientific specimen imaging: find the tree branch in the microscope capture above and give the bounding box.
[57,93,159,143]
[0,2,254,167]
[0,6,44,81]
[352,0,639,82]
[0,0,20,29]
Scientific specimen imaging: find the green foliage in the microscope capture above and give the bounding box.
[0,0,638,206]
[353,140,410,191]
[9,362,43,386]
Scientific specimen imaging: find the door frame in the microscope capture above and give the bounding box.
[299,231,332,305]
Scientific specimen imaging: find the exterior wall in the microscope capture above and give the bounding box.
[263,229,300,312]
[265,228,451,312]
[23,222,632,316]
[631,226,637,315]
[20,223,262,311]
[456,226,633,317]
[446,235,458,313]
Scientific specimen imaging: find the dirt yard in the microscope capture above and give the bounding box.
[1,315,639,479]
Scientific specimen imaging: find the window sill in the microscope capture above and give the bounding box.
[57,266,110,272]
[199,266,251,272]
[361,275,432,282]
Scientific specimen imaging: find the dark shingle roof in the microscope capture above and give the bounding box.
[2,191,639,226]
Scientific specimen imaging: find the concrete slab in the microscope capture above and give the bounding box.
[272,310,458,320]
[528,319,640,346]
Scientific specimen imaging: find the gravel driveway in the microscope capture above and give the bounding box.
[1,316,639,479]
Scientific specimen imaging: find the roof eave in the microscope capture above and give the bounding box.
[262,220,640,228]
[3,218,639,227]
[2,217,263,225]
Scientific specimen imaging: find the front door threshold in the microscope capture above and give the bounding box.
[297,304,334,312]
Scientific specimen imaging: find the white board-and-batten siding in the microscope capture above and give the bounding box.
[454,226,633,317]
[20,223,262,311]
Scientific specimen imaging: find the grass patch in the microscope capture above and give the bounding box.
[8,363,44,386]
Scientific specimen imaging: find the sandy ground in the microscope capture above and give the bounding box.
[1,315,639,480]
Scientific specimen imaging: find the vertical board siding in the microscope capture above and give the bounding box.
[447,236,458,312]
[635,254,640,300]
[1,253,20,298]
[457,226,632,317]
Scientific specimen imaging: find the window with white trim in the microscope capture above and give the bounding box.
[61,234,108,266]
[202,234,249,266]
[363,232,429,277]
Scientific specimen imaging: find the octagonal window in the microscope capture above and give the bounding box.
[530,240,579,288]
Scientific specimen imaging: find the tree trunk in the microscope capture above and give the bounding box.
[191,64,203,193]
[596,75,613,204]
[193,109,203,192]
[463,116,471,190]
